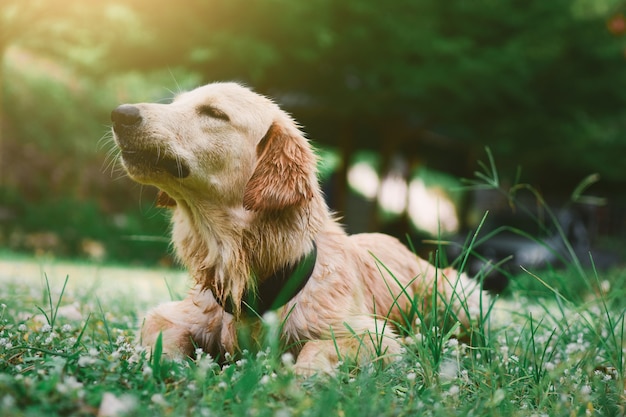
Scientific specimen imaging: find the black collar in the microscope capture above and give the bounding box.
[224,242,317,316]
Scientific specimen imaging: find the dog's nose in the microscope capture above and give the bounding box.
[111,104,142,129]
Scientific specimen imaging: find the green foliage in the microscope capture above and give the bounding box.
[5,0,624,183]
[89,0,626,185]
[0,63,201,264]
[0,190,172,264]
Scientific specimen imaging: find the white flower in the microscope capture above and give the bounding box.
[439,359,458,382]
[142,365,153,378]
[2,395,15,408]
[447,385,460,396]
[41,324,52,333]
[580,385,592,396]
[56,376,83,394]
[565,343,582,355]
[600,280,611,294]
[151,393,168,407]
[195,348,205,360]
[78,356,97,367]
[259,375,271,385]
[275,408,291,417]
[406,372,417,381]
[445,338,459,350]
[281,352,294,366]
[98,392,137,417]
[262,311,279,327]
[17,324,27,332]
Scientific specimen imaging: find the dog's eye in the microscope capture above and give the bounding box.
[198,105,230,121]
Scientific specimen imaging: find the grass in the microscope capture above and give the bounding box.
[0,154,624,416]
[0,254,624,417]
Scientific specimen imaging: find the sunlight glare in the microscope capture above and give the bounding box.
[378,173,408,215]
[407,178,459,235]
[347,162,379,200]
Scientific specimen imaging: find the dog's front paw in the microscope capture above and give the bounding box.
[294,333,403,377]
[294,340,339,377]
[139,301,194,358]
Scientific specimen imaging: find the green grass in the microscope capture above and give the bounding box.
[1,153,624,416]
[0,255,624,417]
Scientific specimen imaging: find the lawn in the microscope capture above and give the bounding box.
[0,254,624,417]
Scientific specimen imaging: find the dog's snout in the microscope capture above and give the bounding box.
[111,104,142,129]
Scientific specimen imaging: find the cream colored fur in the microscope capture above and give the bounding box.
[112,82,485,375]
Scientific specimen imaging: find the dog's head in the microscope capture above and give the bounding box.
[111,82,316,211]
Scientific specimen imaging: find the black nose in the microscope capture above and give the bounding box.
[111,104,142,129]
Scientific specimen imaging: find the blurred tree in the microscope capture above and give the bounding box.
[2,0,625,260]
[96,0,626,191]
[3,0,626,200]
[0,0,121,186]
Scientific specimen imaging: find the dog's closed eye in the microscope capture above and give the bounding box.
[197,104,230,121]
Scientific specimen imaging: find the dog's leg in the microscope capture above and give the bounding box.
[294,318,402,376]
[140,300,197,357]
[139,286,230,359]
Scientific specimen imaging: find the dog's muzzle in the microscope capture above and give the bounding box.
[111,105,190,179]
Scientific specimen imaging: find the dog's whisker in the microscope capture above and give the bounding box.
[156,95,173,104]
[101,146,127,180]
[167,69,184,95]
[101,146,119,174]
[108,154,124,178]
[103,141,119,158]
[110,168,130,182]
[109,162,123,179]
[96,131,115,151]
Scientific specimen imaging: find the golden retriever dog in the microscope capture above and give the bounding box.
[111,82,484,375]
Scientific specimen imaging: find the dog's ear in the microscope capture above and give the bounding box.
[243,121,316,211]
[156,190,176,208]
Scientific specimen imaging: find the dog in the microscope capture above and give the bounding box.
[111,82,485,375]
